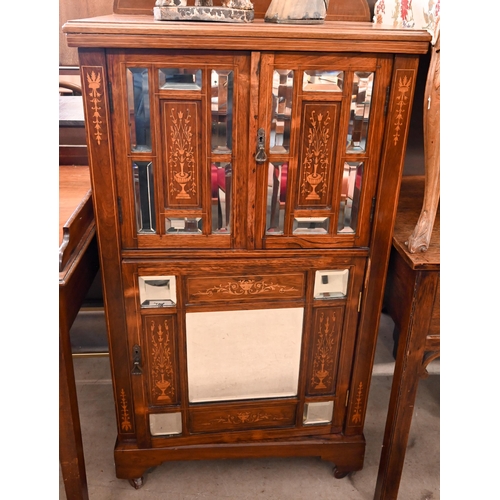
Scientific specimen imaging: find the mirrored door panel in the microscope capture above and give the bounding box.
[256,53,393,249]
[122,254,366,441]
[109,51,250,250]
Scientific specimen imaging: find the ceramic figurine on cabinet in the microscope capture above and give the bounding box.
[154,0,255,22]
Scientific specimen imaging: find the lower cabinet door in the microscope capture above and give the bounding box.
[120,255,366,443]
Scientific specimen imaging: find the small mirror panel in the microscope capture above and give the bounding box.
[211,162,232,234]
[126,67,151,152]
[314,270,349,299]
[303,401,334,425]
[293,217,329,234]
[346,72,374,154]
[149,412,183,436]
[159,68,202,90]
[132,160,156,234]
[165,217,202,234]
[270,70,293,154]
[266,162,288,234]
[303,70,343,92]
[211,70,234,154]
[139,276,177,308]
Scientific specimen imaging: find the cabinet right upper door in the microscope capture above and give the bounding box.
[255,52,394,250]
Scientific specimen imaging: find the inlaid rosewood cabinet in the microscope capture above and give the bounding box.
[63,14,430,487]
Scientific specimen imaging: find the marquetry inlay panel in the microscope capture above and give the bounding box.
[186,274,305,303]
[307,307,343,395]
[163,101,201,208]
[119,388,134,433]
[189,402,297,433]
[144,316,179,406]
[391,72,414,146]
[81,66,107,146]
[297,103,338,207]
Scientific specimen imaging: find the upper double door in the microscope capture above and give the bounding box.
[108,49,393,252]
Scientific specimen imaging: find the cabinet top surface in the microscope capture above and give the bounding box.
[63,15,431,53]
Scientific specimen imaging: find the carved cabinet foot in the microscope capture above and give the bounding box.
[333,466,351,479]
[128,477,145,489]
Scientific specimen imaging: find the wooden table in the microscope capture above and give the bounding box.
[59,165,99,500]
[373,175,440,499]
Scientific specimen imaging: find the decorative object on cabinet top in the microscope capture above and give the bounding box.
[264,0,329,24]
[154,0,255,23]
[113,0,371,22]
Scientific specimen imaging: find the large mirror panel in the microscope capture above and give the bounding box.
[186,307,304,403]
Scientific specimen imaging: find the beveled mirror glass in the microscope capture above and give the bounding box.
[313,270,349,299]
[266,162,288,234]
[270,70,293,154]
[132,160,156,234]
[186,307,304,403]
[138,275,176,307]
[211,162,232,234]
[149,412,183,436]
[303,401,334,425]
[126,67,151,152]
[211,70,234,153]
[347,72,374,153]
[159,68,202,90]
[303,70,343,92]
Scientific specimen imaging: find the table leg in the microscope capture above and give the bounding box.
[374,270,439,500]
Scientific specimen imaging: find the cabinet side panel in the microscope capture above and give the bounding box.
[345,55,420,435]
[78,48,136,437]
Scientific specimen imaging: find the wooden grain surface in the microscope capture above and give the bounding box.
[59,165,91,246]
[393,176,440,270]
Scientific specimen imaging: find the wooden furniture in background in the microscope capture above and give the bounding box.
[374,175,440,500]
[59,95,88,166]
[63,13,430,488]
[407,32,440,253]
[59,165,99,500]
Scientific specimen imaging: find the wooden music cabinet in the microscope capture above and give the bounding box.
[63,14,430,488]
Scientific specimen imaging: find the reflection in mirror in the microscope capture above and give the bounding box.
[149,412,182,436]
[266,162,288,234]
[165,217,202,234]
[159,68,202,90]
[133,161,156,234]
[211,162,232,233]
[186,308,304,403]
[303,70,343,92]
[303,401,334,425]
[138,275,176,307]
[211,70,234,154]
[126,67,151,152]
[338,161,363,234]
[270,70,293,154]
[313,270,349,299]
[293,217,329,234]
[347,72,374,153]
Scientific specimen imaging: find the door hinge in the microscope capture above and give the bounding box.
[384,85,390,115]
[357,292,362,312]
[107,80,114,113]
[370,197,376,222]
[117,196,123,224]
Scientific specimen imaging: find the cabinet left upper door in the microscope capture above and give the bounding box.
[107,50,251,250]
